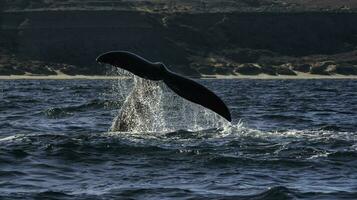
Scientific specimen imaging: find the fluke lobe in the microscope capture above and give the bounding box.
[96,51,231,122]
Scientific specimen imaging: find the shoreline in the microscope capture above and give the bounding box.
[1,74,357,80]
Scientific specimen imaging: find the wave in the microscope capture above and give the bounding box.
[0,191,74,200]
[0,187,291,200]
[4,186,356,200]
[102,186,294,200]
[35,191,73,199]
[0,124,355,165]
[0,128,356,200]
[43,99,122,118]
[0,170,27,178]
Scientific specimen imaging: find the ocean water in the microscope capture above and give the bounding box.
[0,78,356,199]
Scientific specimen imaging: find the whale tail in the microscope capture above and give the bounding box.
[96,51,231,122]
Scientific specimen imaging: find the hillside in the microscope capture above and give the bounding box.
[3,0,357,13]
[1,1,357,76]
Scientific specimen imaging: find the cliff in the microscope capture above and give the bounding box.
[3,0,357,13]
[1,1,357,76]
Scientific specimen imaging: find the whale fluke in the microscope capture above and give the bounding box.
[96,51,231,122]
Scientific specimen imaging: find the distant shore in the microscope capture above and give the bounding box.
[1,73,357,80]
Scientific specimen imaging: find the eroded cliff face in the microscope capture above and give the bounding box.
[1,10,357,76]
[3,0,357,13]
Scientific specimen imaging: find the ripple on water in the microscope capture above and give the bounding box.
[0,79,356,199]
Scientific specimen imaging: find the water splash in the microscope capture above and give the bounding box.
[110,78,166,132]
[108,71,230,133]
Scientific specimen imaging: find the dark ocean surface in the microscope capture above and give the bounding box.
[0,79,356,200]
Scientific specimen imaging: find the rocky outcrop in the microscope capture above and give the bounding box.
[293,64,311,73]
[0,52,83,75]
[310,61,336,75]
[335,65,357,75]
[275,64,297,76]
[234,63,262,75]
[2,51,357,76]
[260,65,277,75]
